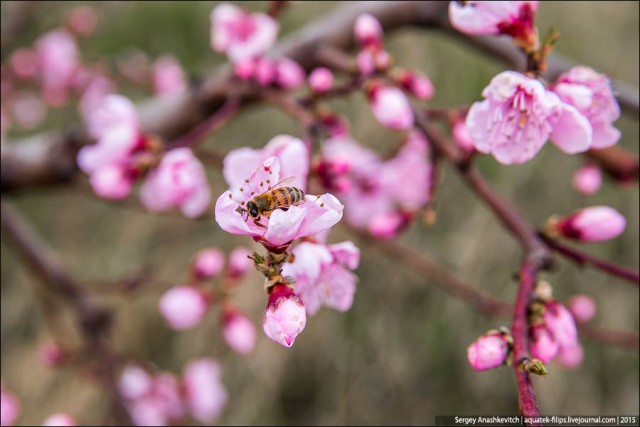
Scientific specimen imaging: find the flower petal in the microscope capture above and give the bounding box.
[551,103,592,154]
[262,205,306,247]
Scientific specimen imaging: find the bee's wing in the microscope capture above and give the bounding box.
[270,176,297,190]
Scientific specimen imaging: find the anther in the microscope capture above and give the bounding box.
[244,179,249,183]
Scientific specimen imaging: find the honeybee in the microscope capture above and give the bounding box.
[235,176,306,227]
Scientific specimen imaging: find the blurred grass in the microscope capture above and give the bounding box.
[1,1,638,425]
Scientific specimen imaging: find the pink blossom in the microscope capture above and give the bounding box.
[263,284,307,347]
[85,94,139,141]
[210,3,278,62]
[529,323,559,363]
[308,67,334,93]
[452,118,475,151]
[78,74,115,121]
[234,57,256,80]
[466,71,593,164]
[467,332,510,371]
[552,66,620,149]
[182,358,228,423]
[228,246,253,278]
[9,49,38,79]
[553,206,626,242]
[556,344,584,368]
[253,57,276,86]
[354,13,383,48]
[394,69,435,100]
[356,49,376,75]
[223,134,309,191]
[117,51,150,86]
[1,382,20,426]
[274,57,305,89]
[567,294,597,324]
[152,55,187,96]
[42,413,76,426]
[317,132,431,237]
[9,91,46,130]
[192,248,225,279]
[89,164,134,200]
[66,6,98,37]
[367,84,414,130]
[449,1,539,38]
[38,342,65,368]
[127,373,184,426]
[140,148,211,218]
[222,309,256,354]
[119,364,154,401]
[543,301,578,350]
[35,30,79,106]
[572,163,602,195]
[216,157,343,252]
[282,239,359,315]
[159,286,209,330]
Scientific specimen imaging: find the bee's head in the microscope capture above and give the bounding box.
[246,201,259,218]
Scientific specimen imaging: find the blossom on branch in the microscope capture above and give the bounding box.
[159,285,209,330]
[546,205,626,242]
[466,71,593,164]
[222,307,257,354]
[467,330,511,371]
[262,284,307,347]
[572,163,602,195]
[448,1,539,40]
[366,82,415,130]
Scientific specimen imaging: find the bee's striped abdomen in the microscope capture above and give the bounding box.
[272,187,305,209]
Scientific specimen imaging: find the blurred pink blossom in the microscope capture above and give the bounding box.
[159,286,209,330]
[282,239,359,315]
[222,309,257,354]
[9,91,46,130]
[543,301,578,350]
[140,148,212,218]
[126,373,184,426]
[38,342,65,368]
[228,246,253,278]
[552,66,620,149]
[42,413,76,426]
[394,69,434,100]
[567,294,597,324]
[308,67,334,93]
[452,118,475,151]
[192,248,225,280]
[1,382,20,426]
[89,164,134,200]
[467,332,510,371]
[119,365,154,401]
[210,3,278,62]
[35,29,79,107]
[152,55,188,97]
[223,134,309,191]
[262,284,307,347]
[449,1,539,38]
[367,84,414,130]
[552,206,626,242]
[354,13,383,48]
[572,163,602,195]
[9,49,39,79]
[529,323,559,363]
[274,57,306,89]
[234,57,256,80]
[78,74,115,121]
[253,57,276,86]
[466,71,593,164]
[66,6,99,37]
[182,359,228,423]
[216,156,343,252]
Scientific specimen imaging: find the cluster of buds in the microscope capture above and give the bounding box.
[118,359,227,425]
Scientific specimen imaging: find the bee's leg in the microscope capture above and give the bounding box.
[253,217,266,228]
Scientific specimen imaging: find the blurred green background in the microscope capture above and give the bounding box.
[1,1,638,425]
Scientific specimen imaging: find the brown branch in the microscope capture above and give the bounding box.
[0,198,131,425]
[585,146,639,183]
[578,324,639,349]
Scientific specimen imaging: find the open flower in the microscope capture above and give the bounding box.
[551,66,621,149]
[152,55,187,97]
[215,156,343,252]
[210,3,278,62]
[466,71,593,164]
[449,1,539,39]
[140,147,211,218]
[282,238,360,315]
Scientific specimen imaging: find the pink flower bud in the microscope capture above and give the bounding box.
[368,211,412,239]
[529,324,559,363]
[152,55,187,97]
[66,6,98,37]
[308,67,334,93]
[119,364,154,401]
[38,343,65,368]
[275,58,305,90]
[222,310,256,354]
[228,247,253,278]
[543,301,578,349]
[1,383,20,426]
[367,84,414,130]
[572,163,602,195]
[452,119,475,151]
[234,57,256,80]
[556,343,584,368]
[89,164,134,200]
[9,49,38,79]
[567,295,596,324]
[253,57,275,86]
[183,359,228,423]
[554,206,626,242]
[192,248,225,280]
[262,284,306,347]
[354,13,383,47]
[467,332,510,371]
[159,286,208,330]
[42,413,76,426]
[395,69,434,100]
